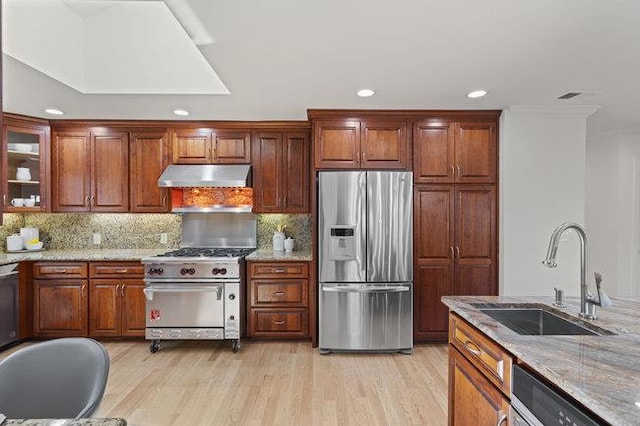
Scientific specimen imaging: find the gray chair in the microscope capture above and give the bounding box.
[0,337,110,419]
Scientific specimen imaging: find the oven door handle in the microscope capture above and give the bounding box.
[143,286,223,301]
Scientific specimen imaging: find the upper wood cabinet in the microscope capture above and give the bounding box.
[314,119,408,169]
[52,129,129,212]
[2,114,51,213]
[129,131,170,212]
[252,130,310,213]
[172,128,251,164]
[413,120,496,184]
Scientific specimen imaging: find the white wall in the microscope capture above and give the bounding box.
[500,106,598,297]
[586,131,640,297]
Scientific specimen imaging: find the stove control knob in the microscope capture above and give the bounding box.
[220,268,227,275]
[229,315,235,320]
[158,268,163,275]
[212,268,220,275]
[229,293,236,300]
[180,268,188,275]
[189,268,196,275]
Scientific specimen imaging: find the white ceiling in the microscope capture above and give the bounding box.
[3,0,640,136]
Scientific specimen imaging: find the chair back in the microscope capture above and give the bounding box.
[0,338,110,419]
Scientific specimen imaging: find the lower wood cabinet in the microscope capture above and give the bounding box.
[247,261,310,338]
[448,313,512,426]
[32,261,145,338]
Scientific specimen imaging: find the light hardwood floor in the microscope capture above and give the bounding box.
[3,340,449,425]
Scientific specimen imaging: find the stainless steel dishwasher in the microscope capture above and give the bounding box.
[0,263,19,349]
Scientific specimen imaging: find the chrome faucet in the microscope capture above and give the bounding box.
[542,222,609,319]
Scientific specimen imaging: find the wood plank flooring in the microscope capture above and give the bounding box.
[2,340,449,426]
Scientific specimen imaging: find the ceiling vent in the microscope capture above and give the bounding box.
[557,92,583,99]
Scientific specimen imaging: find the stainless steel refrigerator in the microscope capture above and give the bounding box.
[318,171,413,353]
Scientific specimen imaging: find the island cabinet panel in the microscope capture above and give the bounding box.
[413,185,496,342]
[89,262,145,338]
[314,119,409,169]
[247,261,310,339]
[413,120,496,184]
[252,130,309,213]
[130,131,170,212]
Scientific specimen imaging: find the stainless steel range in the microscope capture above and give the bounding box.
[142,213,256,353]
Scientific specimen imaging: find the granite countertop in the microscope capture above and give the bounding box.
[442,295,640,426]
[246,247,312,261]
[0,249,167,265]
[3,419,126,426]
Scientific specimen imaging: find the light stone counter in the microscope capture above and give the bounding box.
[0,249,167,266]
[442,295,640,426]
[246,248,312,262]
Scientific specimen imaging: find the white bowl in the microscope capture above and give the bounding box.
[26,241,43,251]
[11,143,32,152]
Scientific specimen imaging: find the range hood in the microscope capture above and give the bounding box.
[158,165,251,187]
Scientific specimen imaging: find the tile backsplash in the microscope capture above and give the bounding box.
[2,212,312,251]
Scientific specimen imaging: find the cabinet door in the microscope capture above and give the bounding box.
[89,279,120,337]
[413,121,455,183]
[454,122,497,183]
[52,131,91,212]
[34,279,88,336]
[314,120,360,169]
[414,186,455,341]
[361,120,408,169]
[130,131,170,212]
[282,132,309,212]
[3,122,50,212]
[172,129,212,164]
[454,186,497,296]
[212,130,251,164]
[91,131,129,212]
[449,347,510,426]
[120,280,146,337]
[253,132,283,212]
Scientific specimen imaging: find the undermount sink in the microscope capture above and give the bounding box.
[474,304,615,336]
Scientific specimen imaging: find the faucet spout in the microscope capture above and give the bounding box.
[542,222,593,319]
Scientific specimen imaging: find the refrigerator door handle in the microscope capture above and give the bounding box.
[322,285,410,293]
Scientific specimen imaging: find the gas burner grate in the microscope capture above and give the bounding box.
[159,247,256,258]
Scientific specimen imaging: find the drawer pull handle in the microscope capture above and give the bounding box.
[273,320,286,325]
[496,412,507,426]
[115,269,128,273]
[272,291,286,296]
[464,340,482,356]
[272,268,286,273]
[54,269,68,273]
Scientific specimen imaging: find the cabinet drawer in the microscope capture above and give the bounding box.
[90,262,144,278]
[251,279,308,306]
[249,262,309,279]
[249,309,308,337]
[33,262,88,278]
[449,313,512,396]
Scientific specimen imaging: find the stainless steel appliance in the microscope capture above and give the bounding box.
[511,365,605,425]
[0,263,19,349]
[318,171,413,353]
[142,213,256,353]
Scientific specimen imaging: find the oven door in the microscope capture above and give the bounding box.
[143,283,224,328]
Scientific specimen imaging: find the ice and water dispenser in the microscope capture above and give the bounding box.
[328,226,357,261]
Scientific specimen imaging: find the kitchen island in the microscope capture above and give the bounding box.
[443,295,640,425]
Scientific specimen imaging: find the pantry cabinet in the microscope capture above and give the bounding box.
[413,185,496,341]
[51,129,129,212]
[2,114,50,213]
[172,128,251,164]
[247,261,310,338]
[33,262,89,337]
[252,131,310,213]
[313,119,408,169]
[89,262,146,337]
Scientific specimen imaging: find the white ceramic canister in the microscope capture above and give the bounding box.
[6,235,24,251]
[273,231,285,251]
[284,237,295,252]
[20,227,39,245]
[16,167,32,181]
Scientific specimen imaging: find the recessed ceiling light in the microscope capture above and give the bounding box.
[44,108,64,115]
[467,90,487,99]
[357,89,375,98]
[173,109,190,116]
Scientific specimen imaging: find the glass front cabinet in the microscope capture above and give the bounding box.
[2,115,50,212]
